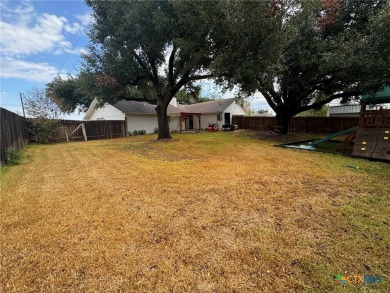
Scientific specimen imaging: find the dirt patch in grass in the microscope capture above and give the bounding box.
[1,131,389,292]
[116,139,200,162]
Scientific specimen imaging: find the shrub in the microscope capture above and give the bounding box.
[23,87,63,144]
[5,148,22,165]
[128,129,147,136]
[27,118,59,144]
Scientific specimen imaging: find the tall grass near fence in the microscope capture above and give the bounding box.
[0,108,29,166]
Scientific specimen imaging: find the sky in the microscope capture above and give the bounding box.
[0,0,273,120]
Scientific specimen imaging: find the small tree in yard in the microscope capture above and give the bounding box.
[24,88,63,143]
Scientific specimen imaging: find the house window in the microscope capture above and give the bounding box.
[217,114,222,121]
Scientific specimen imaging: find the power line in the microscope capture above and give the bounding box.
[56,21,90,77]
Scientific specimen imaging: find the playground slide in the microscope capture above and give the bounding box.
[310,126,357,147]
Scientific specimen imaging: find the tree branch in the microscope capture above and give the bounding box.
[143,56,162,101]
[150,58,159,82]
[168,73,213,100]
[123,95,157,104]
[170,70,191,98]
[257,87,278,112]
[298,90,361,112]
[173,58,186,82]
[188,74,213,81]
[132,51,148,71]
[168,44,177,88]
[127,75,149,86]
[257,78,283,106]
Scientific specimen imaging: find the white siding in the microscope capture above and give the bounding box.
[169,116,180,132]
[199,102,247,129]
[179,102,247,130]
[126,114,158,134]
[223,102,247,125]
[88,104,125,120]
[328,105,360,116]
[200,113,221,129]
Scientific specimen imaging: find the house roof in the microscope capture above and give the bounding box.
[112,100,186,115]
[113,100,157,114]
[84,97,238,119]
[179,98,236,114]
[113,98,237,115]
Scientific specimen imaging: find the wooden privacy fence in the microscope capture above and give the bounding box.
[232,116,359,133]
[55,120,126,142]
[0,108,29,166]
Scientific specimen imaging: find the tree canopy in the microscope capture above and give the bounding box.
[59,0,233,139]
[215,0,390,133]
[47,0,275,138]
[46,0,390,136]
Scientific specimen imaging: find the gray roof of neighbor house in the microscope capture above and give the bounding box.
[113,100,156,114]
[181,98,236,113]
[112,98,236,114]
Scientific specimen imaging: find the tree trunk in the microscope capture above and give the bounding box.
[156,101,171,140]
[275,111,291,134]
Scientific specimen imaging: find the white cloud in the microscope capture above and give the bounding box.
[0,0,35,26]
[64,22,81,34]
[75,12,93,27]
[0,1,87,57]
[1,13,73,56]
[0,57,66,82]
[0,1,88,82]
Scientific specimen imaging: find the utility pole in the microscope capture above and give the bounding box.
[20,93,26,118]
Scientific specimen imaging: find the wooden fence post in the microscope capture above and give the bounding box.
[82,123,87,141]
[109,122,113,139]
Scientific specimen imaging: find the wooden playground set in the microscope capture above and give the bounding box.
[283,87,390,162]
[353,88,390,161]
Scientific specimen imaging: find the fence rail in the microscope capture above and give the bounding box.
[232,116,359,133]
[1,107,127,166]
[27,119,127,142]
[359,109,390,128]
[58,120,126,141]
[0,108,29,166]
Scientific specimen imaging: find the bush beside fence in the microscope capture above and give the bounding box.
[1,107,127,166]
[0,108,29,166]
[232,116,359,133]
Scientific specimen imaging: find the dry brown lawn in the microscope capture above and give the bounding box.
[1,131,389,292]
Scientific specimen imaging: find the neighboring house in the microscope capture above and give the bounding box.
[249,113,273,117]
[327,104,361,117]
[84,97,247,134]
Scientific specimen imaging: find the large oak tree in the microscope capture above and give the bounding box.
[48,1,230,139]
[47,0,276,139]
[217,0,390,133]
